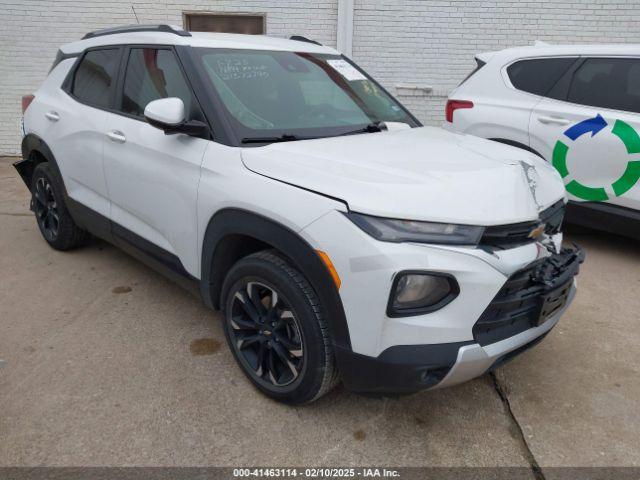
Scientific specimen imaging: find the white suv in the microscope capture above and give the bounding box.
[446,43,640,239]
[17,25,583,404]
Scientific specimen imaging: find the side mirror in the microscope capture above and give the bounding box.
[144,97,210,138]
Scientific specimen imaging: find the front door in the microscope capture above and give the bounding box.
[102,46,209,276]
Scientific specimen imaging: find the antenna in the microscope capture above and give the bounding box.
[131,5,140,24]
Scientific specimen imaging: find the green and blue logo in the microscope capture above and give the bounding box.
[552,114,640,201]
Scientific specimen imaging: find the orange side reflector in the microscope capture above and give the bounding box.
[316,250,341,290]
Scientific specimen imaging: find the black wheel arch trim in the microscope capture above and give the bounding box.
[201,208,352,350]
[18,134,67,192]
[20,134,109,238]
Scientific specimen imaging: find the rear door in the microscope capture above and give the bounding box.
[530,57,640,210]
[102,46,209,276]
[47,47,121,220]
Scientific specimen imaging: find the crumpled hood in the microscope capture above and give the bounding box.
[241,126,566,225]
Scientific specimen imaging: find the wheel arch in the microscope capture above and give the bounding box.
[201,208,351,350]
[17,134,66,192]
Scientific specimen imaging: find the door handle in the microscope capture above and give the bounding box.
[537,115,570,126]
[106,130,126,143]
[45,111,60,122]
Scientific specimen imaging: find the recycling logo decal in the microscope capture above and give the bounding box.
[552,114,640,201]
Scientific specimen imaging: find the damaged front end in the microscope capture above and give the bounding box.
[473,245,585,346]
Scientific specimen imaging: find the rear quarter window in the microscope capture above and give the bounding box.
[71,48,120,109]
[507,57,577,96]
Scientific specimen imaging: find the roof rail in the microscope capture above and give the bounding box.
[82,24,191,40]
[289,35,323,46]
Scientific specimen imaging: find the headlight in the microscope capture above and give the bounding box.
[345,212,484,245]
[388,271,459,317]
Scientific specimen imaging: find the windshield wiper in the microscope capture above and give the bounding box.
[241,122,383,144]
[336,121,383,137]
[241,134,309,144]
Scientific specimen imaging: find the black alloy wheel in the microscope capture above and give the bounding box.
[221,251,339,404]
[30,162,89,250]
[228,280,305,387]
[33,176,59,241]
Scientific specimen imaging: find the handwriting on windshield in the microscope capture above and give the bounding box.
[216,59,270,80]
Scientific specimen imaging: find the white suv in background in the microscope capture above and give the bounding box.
[446,44,640,239]
[17,25,583,404]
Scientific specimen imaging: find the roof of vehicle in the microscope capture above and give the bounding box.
[479,42,640,63]
[61,24,339,55]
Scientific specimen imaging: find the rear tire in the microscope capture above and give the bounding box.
[31,162,89,250]
[221,250,339,404]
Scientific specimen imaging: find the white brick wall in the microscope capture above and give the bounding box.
[2,0,640,154]
[353,0,640,126]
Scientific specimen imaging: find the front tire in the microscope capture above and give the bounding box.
[221,251,338,404]
[31,162,89,250]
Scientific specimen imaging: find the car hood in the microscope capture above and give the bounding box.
[241,127,566,225]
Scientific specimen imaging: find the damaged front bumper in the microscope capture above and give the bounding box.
[435,284,575,389]
[338,245,585,394]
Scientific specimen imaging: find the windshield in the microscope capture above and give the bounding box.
[193,48,419,142]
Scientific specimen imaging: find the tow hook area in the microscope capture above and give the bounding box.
[472,244,584,346]
[531,245,585,288]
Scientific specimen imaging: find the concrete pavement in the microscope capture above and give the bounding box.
[0,157,638,469]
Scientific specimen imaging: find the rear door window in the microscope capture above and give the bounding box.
[507,57,577,96]
[567,57,640,113]
[71,48,120,108]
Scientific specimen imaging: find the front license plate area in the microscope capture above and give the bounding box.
[537,280,572,326]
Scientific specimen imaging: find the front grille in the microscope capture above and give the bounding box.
[481,200,566,249]
[472,246,584,346]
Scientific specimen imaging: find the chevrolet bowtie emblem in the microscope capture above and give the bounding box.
[528,224,546,239]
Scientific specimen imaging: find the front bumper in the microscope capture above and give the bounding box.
[301,210,583,394]
[436,283,575,389]
[337,281,575,394]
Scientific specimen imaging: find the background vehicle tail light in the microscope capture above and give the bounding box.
[21,95,35,114]
[445,99,473,123]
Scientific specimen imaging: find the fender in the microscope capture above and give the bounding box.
[201,208,352,351]
[18,133,112,240]
[17,133,67,191]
